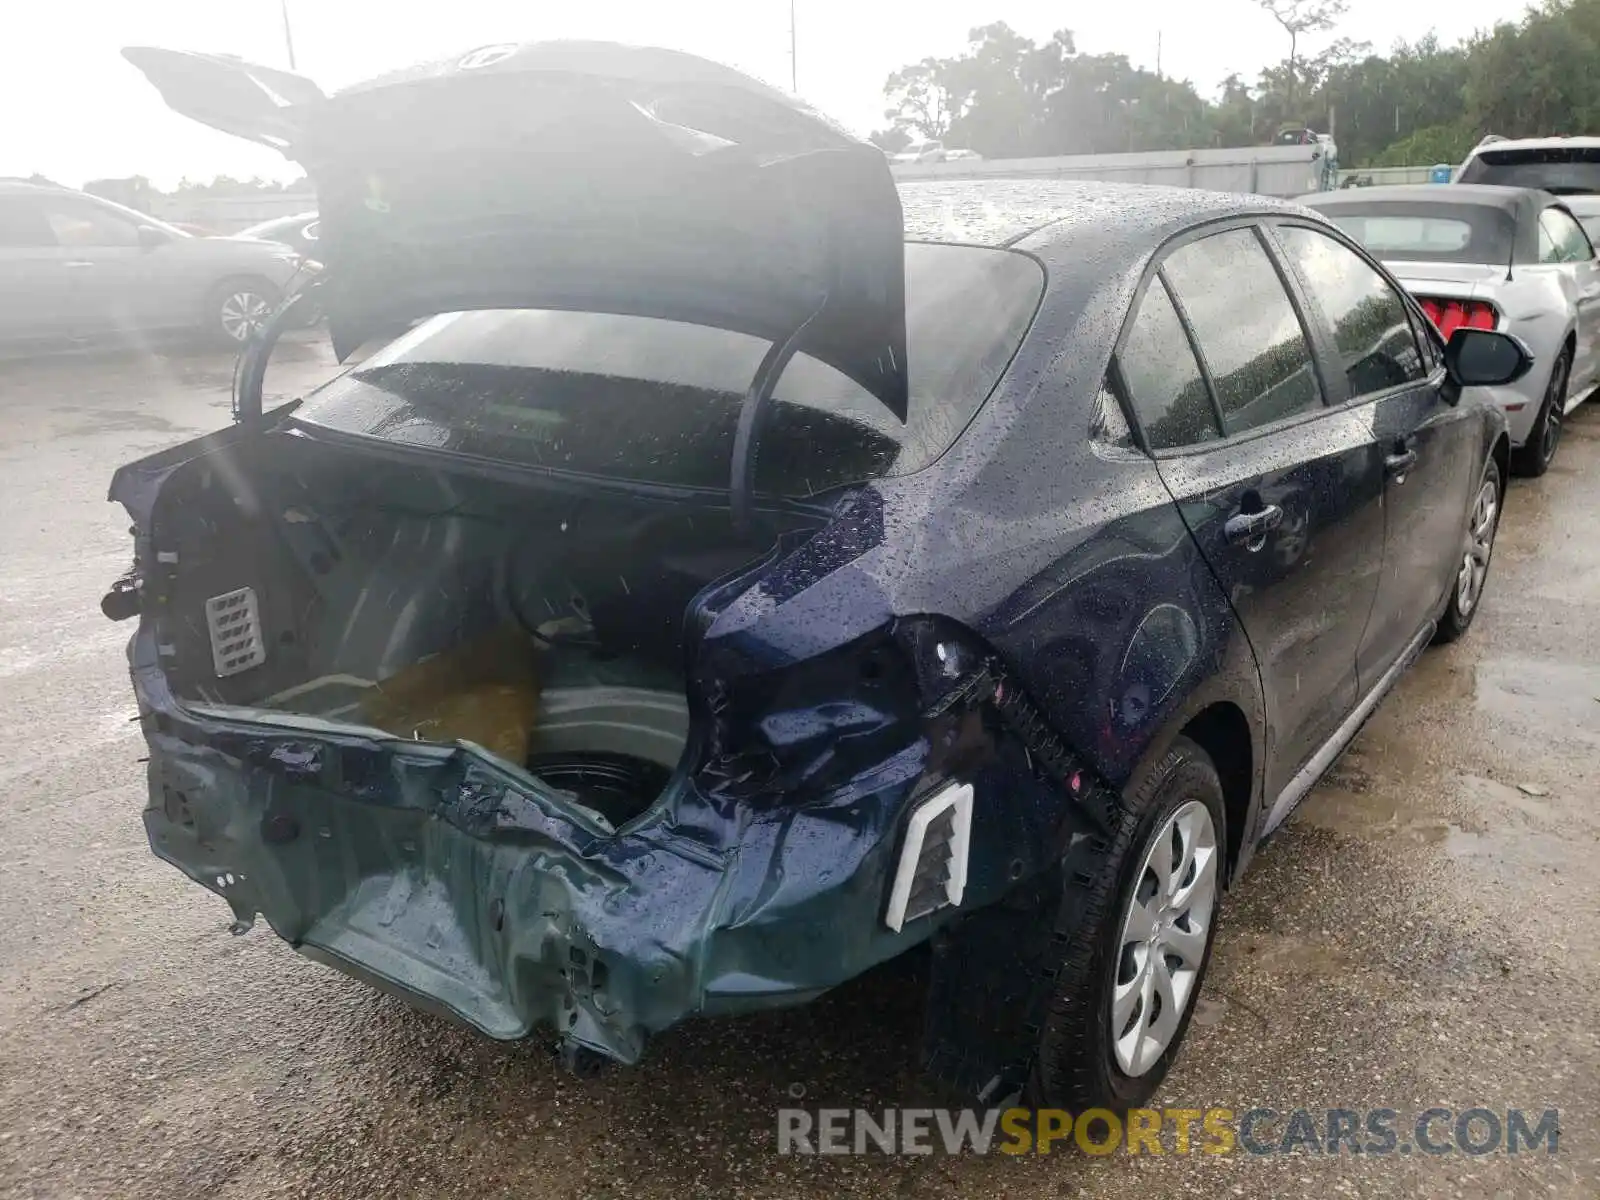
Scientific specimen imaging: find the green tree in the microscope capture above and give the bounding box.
[1255,0,1349,113]
[878,0,1600,168]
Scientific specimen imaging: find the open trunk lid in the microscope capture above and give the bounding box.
[122,41,909,418]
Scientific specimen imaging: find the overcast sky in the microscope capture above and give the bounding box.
[3,0,1536,188]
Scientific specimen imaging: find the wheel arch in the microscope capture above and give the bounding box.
[1492,428,1511,486]
[1175,701,1254,884]
[1116,642,1267,889]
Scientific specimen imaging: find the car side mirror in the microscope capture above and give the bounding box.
[1442,328,1534,402]
[136,224,170,251]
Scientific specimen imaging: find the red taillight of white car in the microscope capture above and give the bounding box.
[1417,296,1499,338]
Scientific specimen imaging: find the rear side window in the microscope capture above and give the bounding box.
[1162,228,1323,434]
[1116,278,1220,451]
[1538,208,1593,263]
[1277,225,1426,397]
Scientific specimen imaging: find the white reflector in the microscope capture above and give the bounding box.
[884,782,973,933]
[205,587,266,677]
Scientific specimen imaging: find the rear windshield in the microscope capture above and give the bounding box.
[1458,145,1600,194]
[1314,203,1515,265]
[292,242,1043,497]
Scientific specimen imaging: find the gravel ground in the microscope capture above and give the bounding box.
[1,336,1597,1198]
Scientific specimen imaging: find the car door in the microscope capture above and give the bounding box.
[1271,220,1476,688]
[0,194,78,339]
[33,195,148,335]
[1116,222,1387,812]
[1538,205,1600,392]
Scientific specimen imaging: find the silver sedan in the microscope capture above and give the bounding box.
[1303,183,1600,475]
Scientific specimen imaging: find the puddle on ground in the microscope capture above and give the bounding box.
[1473,657,1600,742]
[1298,782,1483,857]
[1298,769,1594,878]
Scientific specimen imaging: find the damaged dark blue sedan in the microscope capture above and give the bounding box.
[107,41,1530,1111]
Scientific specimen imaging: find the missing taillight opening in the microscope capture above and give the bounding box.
[1418,296,1499,338]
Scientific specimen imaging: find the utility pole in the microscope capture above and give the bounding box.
[280,0,297,70]
[789,0,798,91]
[1156,31,1162,78]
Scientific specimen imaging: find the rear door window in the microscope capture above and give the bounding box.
[1114,278,1221,451]
[1162,227,1324,434]
[1276,225,1426,398]
[0,197,55,247]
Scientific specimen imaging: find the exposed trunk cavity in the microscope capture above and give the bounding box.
[146,431,816,828]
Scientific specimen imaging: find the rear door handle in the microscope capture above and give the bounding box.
[64,260,95,269]
[1386,448,1418,478]
[1224,504,1283,546]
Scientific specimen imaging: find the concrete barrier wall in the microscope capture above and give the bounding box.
[1334,165,1440,187]
[148,192,317,233]
[891,144,1332,197]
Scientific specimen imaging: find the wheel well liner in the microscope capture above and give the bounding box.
[1178,701,1252,879]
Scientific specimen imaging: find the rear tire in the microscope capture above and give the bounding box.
[1028,736,1226,1112]
[1433,456,1503,645]
[1512,347,1569,477]
[204,277,281,348]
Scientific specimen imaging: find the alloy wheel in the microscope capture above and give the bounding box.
[1540,356,1569,465]
[219,290,272,343]
[1456,474,1499,618]
[1111,798,1219,1077]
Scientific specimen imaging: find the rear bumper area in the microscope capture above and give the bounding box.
[131,635,937,1065]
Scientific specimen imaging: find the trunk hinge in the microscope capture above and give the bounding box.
[728,291,831,536]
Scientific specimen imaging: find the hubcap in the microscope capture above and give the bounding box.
[1111,799,1218,1077]
[219,291,271,342]
[1456,475,1499,616]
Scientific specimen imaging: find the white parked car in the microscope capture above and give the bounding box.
[1305,183,1600,475]
[892,139,948,164]
[890,140,981,165]
[1455,136,1600,192]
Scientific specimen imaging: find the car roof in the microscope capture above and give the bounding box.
[899,179,1301,250]
[0,179,73,196]
[1466,135,1600,155]
[1303,183,1554,213]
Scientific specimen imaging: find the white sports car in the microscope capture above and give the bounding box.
[1304,184,1600,475]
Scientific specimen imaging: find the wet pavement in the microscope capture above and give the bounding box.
[1,338,1597,1198]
